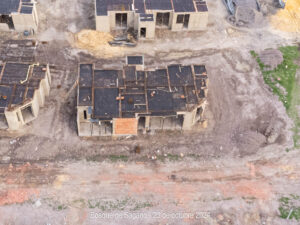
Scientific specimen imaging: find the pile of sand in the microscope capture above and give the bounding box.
[270,0,300,32]
[72,29,125,58]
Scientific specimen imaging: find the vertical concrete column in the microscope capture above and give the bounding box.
[145,116,150,130]
[5,110,21,130]
[31,96,40,118]
[182,110,196,130]
[36,85,45,107]
[42,76,50,96]
[47,65,52,84]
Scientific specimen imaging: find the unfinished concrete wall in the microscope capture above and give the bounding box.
[11,13,38,32]
[0,114,8,129]
[95,15,110,32]
[30,90,41,118]
[5,110,22,130]
[41,75,50,97]
[171,12,189,31]
[182,109,197,130]
[0,23,10,32]
[46,64,52,84]
[77,106,92,136]
[32,5,39,28]
[150,10,173,28]
[149,116,183,131]
[134,14,139,30]
[108,11,135,30]
[36,84,45,107]
[35,73,51,108]
[96,11,135,32]
[4,98,38,130]
[138,20,156,39]
[78,122,92,136]
[187,12,208,30]
[171,12,208,31]
[95,9,207,34]
[2,66,51,130]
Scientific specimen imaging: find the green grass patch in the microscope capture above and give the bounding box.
[108,155,129,162]
[279,195,300,221]
[251,46,300,148]
[87,198,153,211]
[86,154,129,162]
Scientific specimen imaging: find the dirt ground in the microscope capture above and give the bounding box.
[0,0,300,224]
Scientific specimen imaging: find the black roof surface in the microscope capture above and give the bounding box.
[134,0,145,13]
[20,5,33,14]
[195,0,208,12]
[145,0,173,10]
[0,86,13,108]
[94,88,119,118]
[0,63,29,85]
[0,0,20,15]
[0,62,47,112]
[168,65,194,86]
[96,0,132,16]
[0,0,34,15]
[127,56,144,65]
[78,61,208,119]
[173,0,196,12]
[140,13,154,22]
[96,0,207,15]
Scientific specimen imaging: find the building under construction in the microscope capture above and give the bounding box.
[0,62,51,130]
[77,56,208,137]
[0,0,38,32]
[95,0,208,39]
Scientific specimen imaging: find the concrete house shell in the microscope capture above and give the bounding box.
[95,0,208,39]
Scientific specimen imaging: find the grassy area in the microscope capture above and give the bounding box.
[251,46,300,148]
[87,153,204,163]
[42,197,153,211]
[279,195,300,221]
[87,198,153,211]
[108,155,129,162]
[86,154,129,162]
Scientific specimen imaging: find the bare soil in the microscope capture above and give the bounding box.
[0,0,299,224]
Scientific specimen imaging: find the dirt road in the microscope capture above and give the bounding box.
[0,148,299,224]
[0,0,299,224]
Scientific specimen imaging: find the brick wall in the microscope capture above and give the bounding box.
[114,118,138,135]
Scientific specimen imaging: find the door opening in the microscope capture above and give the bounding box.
[156,13,170,27]
[21,105,35,123]
[183,14,190,28]
[116,13,127,28]
[195,107,203,122]
[176,14,190,29]
[140,27,146,38]
[0,15,14,30]
[138,117,146,129]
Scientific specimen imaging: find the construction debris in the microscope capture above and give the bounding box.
[224,0,263,27]
[259,49,283,71]
[0,62,51,130]
[72,29,125,58]
[109,33,137,47]
[0,40,37,62]
[95,0,208,39]
[77,56,209,136]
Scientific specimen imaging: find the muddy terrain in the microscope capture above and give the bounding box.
[0,0,299,224]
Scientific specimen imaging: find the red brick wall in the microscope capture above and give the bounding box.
[114,118,138,135]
